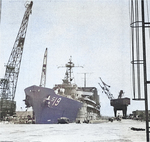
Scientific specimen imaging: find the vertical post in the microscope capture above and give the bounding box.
[141,0,149,141]
[84,73,86,87]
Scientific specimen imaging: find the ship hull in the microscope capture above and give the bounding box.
[24,85,82,124]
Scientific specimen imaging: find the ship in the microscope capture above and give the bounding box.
[24,57,100,124]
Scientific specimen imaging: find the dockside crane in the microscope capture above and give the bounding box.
[0,1,33,119]
[40,48,48,87]
[98,77,114,100]
[98,77,130,118]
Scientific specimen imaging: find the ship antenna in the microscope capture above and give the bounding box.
[77,72,93,87]
[58,56,83,83]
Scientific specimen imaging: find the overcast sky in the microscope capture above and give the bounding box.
[0,0,148,116]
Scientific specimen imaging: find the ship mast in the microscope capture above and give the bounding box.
[78,72,93,87]
[58,56,83,83]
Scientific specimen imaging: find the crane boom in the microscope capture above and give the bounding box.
[40,48,48,87]
[0,1,33,118]
[98,77,114,100]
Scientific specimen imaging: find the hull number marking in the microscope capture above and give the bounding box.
[46,95,61,107]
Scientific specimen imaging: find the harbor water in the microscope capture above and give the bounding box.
[0,119,146,142]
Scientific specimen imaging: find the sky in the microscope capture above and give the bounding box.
[0,0,148,116]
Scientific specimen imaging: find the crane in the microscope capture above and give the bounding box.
[98,77,114,100]
[0,1,33,118]
[98,77,130,118]
[40,48,48,87]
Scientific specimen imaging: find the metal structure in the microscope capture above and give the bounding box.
[78,73,93,87]
[40,48,48,87]
[58,56,83,83]
[98,77,114,100]
[98,77,130,117]
[0,1,33,118]
[130,0,150,141]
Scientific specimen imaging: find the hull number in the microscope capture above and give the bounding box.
[46,96,61,107]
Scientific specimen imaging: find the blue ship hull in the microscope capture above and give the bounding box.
[24,85,82,124]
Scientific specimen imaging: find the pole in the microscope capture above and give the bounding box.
[84,73,86,87]
[141,0,149,141]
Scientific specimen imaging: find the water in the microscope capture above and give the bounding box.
[0,119,146,142]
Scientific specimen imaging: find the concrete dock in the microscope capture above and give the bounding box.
[0,119,146,142]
